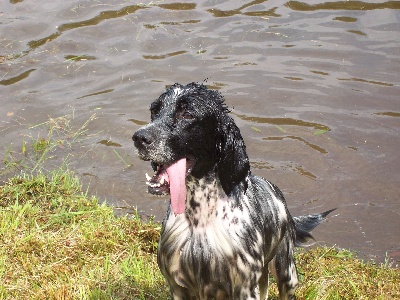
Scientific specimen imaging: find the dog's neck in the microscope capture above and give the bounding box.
[185,173,229,228]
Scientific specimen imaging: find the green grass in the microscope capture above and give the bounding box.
[0,168,167,299]
[1,114,399,299]
[294,247,399,299]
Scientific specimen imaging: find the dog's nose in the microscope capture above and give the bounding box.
[132,129,153,147]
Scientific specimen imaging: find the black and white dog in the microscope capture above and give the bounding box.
[133,82,334,300]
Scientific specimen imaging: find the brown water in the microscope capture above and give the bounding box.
[1,0,399,265]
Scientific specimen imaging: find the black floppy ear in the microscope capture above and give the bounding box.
[216,116,250,196]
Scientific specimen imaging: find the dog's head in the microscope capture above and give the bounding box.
[133,82,250,214]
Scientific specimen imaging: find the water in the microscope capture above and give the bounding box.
[1,0,399,265]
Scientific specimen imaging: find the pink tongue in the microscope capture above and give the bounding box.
[166,158,187,215]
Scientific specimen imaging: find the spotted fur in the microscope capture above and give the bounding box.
[133,82,334,300]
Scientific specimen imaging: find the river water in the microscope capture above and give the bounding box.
[1,0,399,265]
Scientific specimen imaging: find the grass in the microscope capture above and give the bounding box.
[0,115,399,299]
[292,248,400,299]
[0,169,167,299]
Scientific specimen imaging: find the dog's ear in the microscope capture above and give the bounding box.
[216,116,250,196]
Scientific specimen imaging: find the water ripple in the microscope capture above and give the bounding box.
[0,69,36,86]
[285,1,400,11]
[142,50,187,60]
[235,114,331,131]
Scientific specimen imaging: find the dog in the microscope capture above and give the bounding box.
[133,82,334,300]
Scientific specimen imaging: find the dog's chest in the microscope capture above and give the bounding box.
[158,176,262,295]
[186,176,230,227]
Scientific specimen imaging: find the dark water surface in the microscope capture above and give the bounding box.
[1,1,399,264]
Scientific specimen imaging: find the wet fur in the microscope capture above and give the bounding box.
[133,82,334,300]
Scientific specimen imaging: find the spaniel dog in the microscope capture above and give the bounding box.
[133,82,334,300]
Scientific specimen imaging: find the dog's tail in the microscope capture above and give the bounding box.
[293,208,336,246]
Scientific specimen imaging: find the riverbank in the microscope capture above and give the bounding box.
[0,168,399,299]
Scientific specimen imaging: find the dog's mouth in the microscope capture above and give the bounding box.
[145,157,194,215]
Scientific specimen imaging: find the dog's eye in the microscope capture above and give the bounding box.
[176,100,193,120]
[150,109,158,120]
[150,101,161,120]
[181,110,193,120]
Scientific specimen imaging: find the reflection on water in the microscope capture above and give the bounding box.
[0,69,36,86]
[338,77,394,86]
[235,114,331,131]
[374,111,400,117]
[21,5,146,57]
[263,136,328,154]
[143,50,188,60]
[334,16,358,22]
[207,7,281,18]
[127,119,148,126]
[64,55,97,61]
[251,159,317,179]
[77,89,114,100]
[1,0,400,264]
[97,139,122,147]
[158,3,197,10]
[286,1,400,11]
